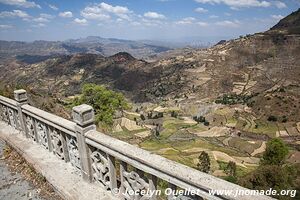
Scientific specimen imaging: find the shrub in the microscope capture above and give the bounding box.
[204,121,210,126]
[267,115,278,122]
[261,138,289,166]
[147,112,153,119]
[193,116,205,123]
[225,175,237,183]
[239,165,298,195]
[171,111,178,118]
[215,94,253,105]
[226,161,237,177]
[197,151,210,173]
[282,116,288,123]
[157,112,164,118]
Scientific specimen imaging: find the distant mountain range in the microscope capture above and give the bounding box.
[0,36,176,61]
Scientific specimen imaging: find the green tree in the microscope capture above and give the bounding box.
[197,151,211,173]
[226,161,237,177]
[239,139,299,199]
[239,165,297,195]
[262,138,289,166]
[72,83,128,126]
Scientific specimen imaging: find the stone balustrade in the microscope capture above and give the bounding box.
[0,90,273,200]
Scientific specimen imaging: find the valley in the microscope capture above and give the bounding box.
[1,8,300,190]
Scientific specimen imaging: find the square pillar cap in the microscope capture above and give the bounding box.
[72,104,95,127]
[14,89,28,102]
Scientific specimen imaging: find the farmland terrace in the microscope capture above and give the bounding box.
[0,89,273,200]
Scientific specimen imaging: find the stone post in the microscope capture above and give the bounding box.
[72,104,95,182]
[14,89,28,136]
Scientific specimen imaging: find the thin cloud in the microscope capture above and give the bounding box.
[209,15,219,18]
[31,23,46,28]
[81,2,131,21]
[49,4,58,11]
[195,0,271,9]
[215,20,240,27]
[175,17,196,25]
[0,0,40,8]
[0,24,13,29]
[33,17,49,22]
[33,13,54,23]
[197,21,208,26]
[141,17,165,26]
[195,7,208,13]
[274,1,287,9]
[74,18,88,25]
[144,12,166,19]
[271,14,284,20]
[59,11,73,18]
[0,10,30,18]
[175,17,208,26]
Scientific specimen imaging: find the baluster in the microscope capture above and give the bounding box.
[66,134,81,170]
[2,105,9,123]
[120,161,128,200]
[107,154,118,192]
[149,175,158,200]
[4,106,9,123]
[137,169,145,200]
[120,164,154,200]
[45,125,53,152]
[10,108,18,129]
[7,108,15,127]
[61,131,70,162]
[136,170,158,200]
[49,127,64,159]
[36,121,50,150]
[168,183,177,200]
[32,119,39,143]
[0,104,3,121]
[14,109,21,130]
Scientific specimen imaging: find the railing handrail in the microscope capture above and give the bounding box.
[0,95,18,109]
[22,104,76,137]
[86,130,272,200]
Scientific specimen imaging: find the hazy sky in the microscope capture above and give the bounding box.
[0,0,299,42]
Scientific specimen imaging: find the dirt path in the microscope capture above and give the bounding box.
[251,141,266,156]
[0,139,43,200]
[193,127,230,137]
[212,151,247,168]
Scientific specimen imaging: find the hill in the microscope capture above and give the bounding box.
[1,9,300,183]
[270,8,300,34]
[1,9,300,128]
[0,36,172,61]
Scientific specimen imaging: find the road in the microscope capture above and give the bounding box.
[0,139,43,200]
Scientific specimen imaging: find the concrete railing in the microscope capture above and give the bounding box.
[0,90,273,200]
